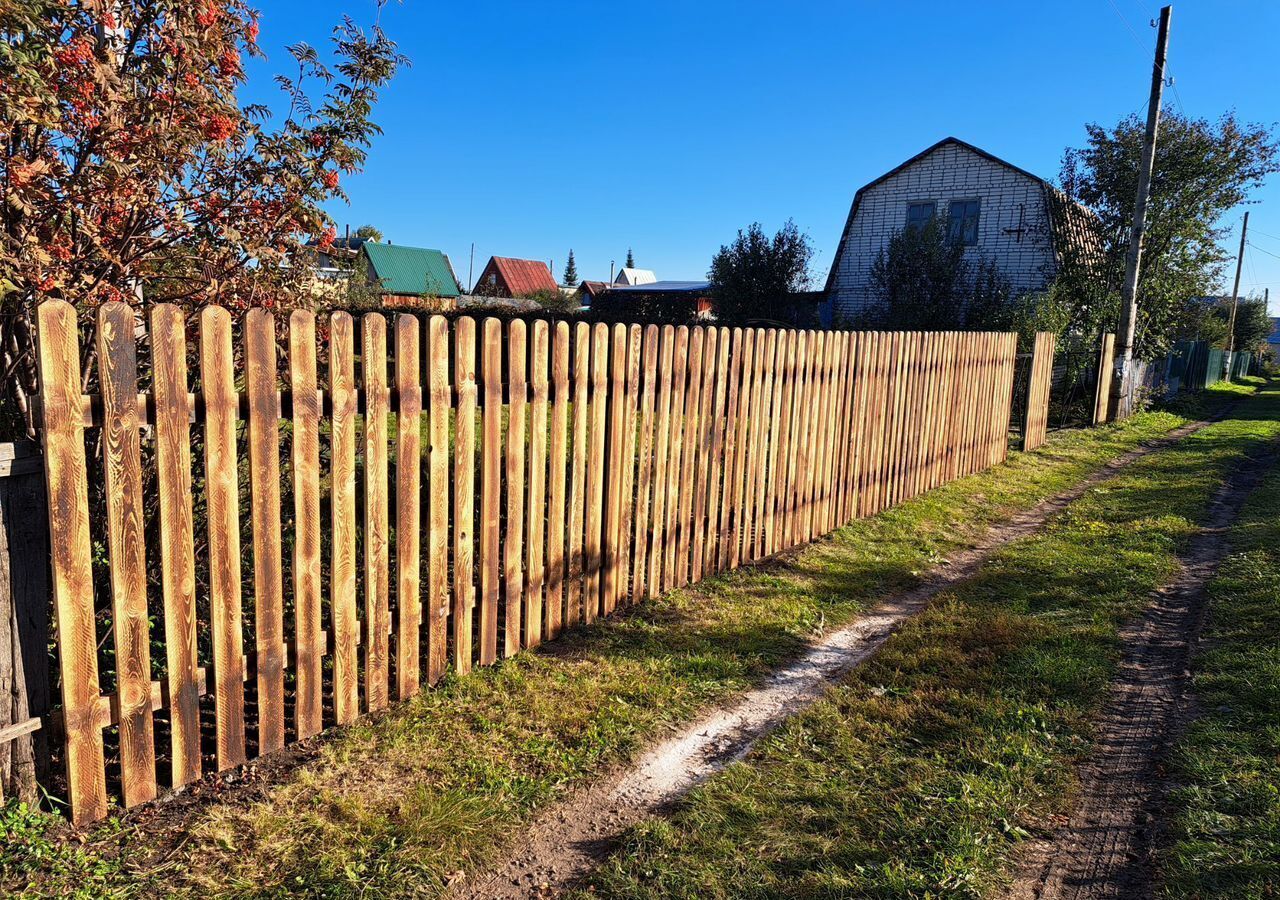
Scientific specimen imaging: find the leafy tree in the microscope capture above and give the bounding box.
[866,217,1015,331]
[707,220,814,325]
[1196,295,1272,351]
[0,0,405,435]
[868,219,967,329]
[625,247,635,269]
[1058,110,1279,356]
[562,249,578,286]
[354,224,383,242]
[1231,296,1274,351]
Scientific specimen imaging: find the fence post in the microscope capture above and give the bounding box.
[1093,333,1116,425]
[0,441,52,804]
[1022,332,1056,452]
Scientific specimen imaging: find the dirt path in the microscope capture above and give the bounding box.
[1007,436,1280,900]
[454,417,1226,900]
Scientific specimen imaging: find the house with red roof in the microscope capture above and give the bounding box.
[473,256,558,299]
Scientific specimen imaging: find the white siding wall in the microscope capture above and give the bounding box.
[826,143,1058,322]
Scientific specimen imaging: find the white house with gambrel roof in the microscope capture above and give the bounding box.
[822,137,1102,324]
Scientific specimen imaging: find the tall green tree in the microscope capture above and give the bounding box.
[354,224,383,242]
[562,249,578,286]
[1058,110,1279,356]
[625,247,635,269]
[708,220,814,325]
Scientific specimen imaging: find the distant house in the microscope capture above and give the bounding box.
[614,267,657,287]
[306,235,366,282]
[575,280,612,307]
[1267,317,1280,352]
[823,137,1103,324]
[474,256,558,299]
[362,242,462,306]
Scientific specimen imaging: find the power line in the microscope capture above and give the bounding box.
[1107,0,1147,49]
[1107,1,1186,117]
[1249,227,1280,244]
[1247,240,1280,262]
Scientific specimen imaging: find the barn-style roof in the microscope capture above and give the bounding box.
[823,137,1106,293]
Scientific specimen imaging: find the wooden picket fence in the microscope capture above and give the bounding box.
[35,299,1019,824]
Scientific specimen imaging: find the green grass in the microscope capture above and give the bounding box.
[579,382,1280,900]
[1158,440,1280,898]
[0,383,1256,899]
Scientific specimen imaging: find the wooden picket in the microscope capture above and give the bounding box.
[152,304,201,782]
[395,314,423,699]
[290,311,324,731]
[97,303,156,807]
[199,307,246,771]
[1094,332,1116,425]
[1023,331,1057,451]
[35,306,1034,824]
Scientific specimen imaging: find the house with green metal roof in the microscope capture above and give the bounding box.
[361,242,462,300]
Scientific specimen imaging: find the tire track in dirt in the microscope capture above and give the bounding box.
[454,414,1230,900]
[1006,434,1280,900]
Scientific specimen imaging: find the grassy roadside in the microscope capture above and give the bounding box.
[580,382,1280,900]
[1158,444,1280,898]
[0,385,1256,899]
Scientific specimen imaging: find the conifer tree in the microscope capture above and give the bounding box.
[625,247,635,269]
[563,249,578,286]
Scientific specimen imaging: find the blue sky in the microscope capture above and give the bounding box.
[244,0,1280,308]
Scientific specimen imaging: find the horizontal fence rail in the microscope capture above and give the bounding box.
[35,300,1018,823]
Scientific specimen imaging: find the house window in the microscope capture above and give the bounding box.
[905,201,935,232]
[948,199,981,245]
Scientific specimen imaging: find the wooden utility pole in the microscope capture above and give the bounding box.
[1226,210,1249,353]
[1111,5,1172,419]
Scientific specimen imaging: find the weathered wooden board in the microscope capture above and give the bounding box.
[97,303,156,806]
[479,319,502,664]
[566,322,590,623]
[199,306,246,770]
[525,320,549,646]
[1094,333,1115,426]
[545,322,571,637]
[427,316,451,683]
[504,321,528,655]
[153,304,203,781]
[394,315,422,698]
[630,325,659,602]
[38,301,108,823]
[330,312,360,721]
[289,311,324,733]
[362,314,391,711]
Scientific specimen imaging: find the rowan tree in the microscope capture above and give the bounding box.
[0,0,405,435]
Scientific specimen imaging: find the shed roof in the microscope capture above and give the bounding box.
[363,242,460,298]
[614,267,657,286]
[487,257,558,296]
